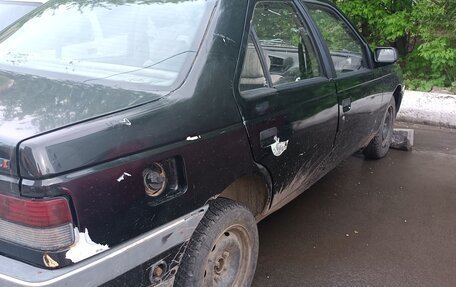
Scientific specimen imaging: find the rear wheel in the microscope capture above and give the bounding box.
[363,97,396,159]
[175,198,259,287]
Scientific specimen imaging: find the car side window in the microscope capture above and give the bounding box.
[306,4,367,75]
[239,35,269,92]
[250,1,321,86]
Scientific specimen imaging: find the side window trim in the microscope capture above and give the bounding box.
[251,0,326,88]
[238,0,337,95]
[290,1,329,80]
[238,33,271,93]
[295,0,336,78]
[304,2,374,75]
[324,4,374,69]
[250,30,273,88]
[293,0,333,79]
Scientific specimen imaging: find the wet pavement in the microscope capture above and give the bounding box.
[253,123,456,287]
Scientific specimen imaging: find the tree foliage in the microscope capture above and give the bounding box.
[334,0,456,92]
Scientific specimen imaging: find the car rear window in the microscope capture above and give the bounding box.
[0,0,215,91]
[0,2,39,31]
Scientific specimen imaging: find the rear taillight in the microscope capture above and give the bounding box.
[0,194,74,251]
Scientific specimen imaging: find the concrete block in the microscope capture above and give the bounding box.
[390,128,414,151]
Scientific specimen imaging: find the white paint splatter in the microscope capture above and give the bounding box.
[66,228,109,263]
[271,136,289,157]
[186,135,201,141]
[121,118,132,126]
[117,172,132,182]
[214,33,235,45]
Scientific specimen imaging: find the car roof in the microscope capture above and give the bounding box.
[303,0,335,4]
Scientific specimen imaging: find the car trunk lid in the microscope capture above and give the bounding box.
[0,70,165,180]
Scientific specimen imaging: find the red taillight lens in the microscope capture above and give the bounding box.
[0,194,71,227]
[0,194,74,251]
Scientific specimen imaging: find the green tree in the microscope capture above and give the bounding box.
[334,0,456,92]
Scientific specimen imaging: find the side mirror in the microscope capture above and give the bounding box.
[374,47,398,64]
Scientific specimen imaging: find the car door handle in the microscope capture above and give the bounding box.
[342,97,351,112]
[260,127,278,148]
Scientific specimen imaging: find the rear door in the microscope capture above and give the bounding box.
[305,2,384,160]
[234,0,339,209]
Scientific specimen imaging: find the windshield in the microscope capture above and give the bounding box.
[0,0,215,90]
[0,2,39,30]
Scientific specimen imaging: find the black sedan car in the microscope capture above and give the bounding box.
[0,0,403,286]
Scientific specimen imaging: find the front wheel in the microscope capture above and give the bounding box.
[363,97,396,160]
[174,198,259,287]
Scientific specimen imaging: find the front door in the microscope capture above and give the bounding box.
[234,0,339,210]
[305,3,384,160]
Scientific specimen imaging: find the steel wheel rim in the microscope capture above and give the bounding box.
[381,106,393,147]
[202,224,252,287]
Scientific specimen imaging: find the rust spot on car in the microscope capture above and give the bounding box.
[43,253,59,268]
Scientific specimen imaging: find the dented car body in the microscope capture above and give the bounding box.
[0,0,403,286]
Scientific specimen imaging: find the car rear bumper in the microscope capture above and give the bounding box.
[0,206,207,287]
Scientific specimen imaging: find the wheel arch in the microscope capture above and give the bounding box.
[210,165,272,222]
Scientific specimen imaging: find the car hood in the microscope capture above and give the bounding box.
[0,70,165,176]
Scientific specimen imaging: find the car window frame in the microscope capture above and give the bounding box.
[237,0,332,97]
[301,1,375,79]
[252,29,274,88]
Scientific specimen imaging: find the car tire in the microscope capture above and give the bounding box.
[363,97,396,160]
[174,198,259,287]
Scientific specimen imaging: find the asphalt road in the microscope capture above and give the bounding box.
[252,123,456,287]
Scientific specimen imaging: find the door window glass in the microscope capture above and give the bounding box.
[307,4,367,74]
[240,35,268,91]
[251,1,321,85]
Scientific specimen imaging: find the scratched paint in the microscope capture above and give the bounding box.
[121,118,132,126]
[186,135,201,141]
[213,33,236,45]
[117,172,132,182]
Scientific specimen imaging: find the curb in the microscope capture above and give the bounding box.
[397,90,456,129]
